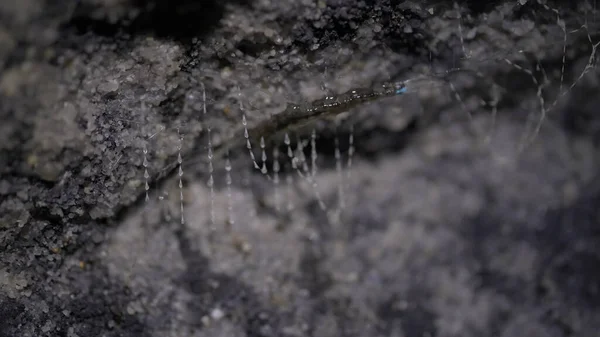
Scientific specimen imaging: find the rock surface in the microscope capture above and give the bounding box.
[1,0,600,336]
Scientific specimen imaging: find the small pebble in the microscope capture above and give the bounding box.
[210,308,225,321]
[97,79,119,93]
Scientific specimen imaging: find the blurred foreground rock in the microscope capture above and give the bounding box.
[1,1,600,336]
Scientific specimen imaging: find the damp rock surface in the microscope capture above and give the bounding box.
[1,1,600,336]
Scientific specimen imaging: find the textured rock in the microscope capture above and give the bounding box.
[1,0,600,336]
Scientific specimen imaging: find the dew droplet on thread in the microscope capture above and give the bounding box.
[260,136,268,174]
[202,82,216,230]
[177,129,185,225]
[225,154,234,226]
[334,123,345,210]
[273,146,281,212]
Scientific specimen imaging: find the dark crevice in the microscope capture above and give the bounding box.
[458,177,600,313]
[377,292,438,337]
[533,183,600,309]
[463,0,505,15]
[381,4,433,59]
[296,239,334,336]
[62,0,255,44]
[0,295,30,337]
[0,265,150,337]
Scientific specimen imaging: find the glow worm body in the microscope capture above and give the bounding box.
[245,81,409,141]
[160,81,411,178]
